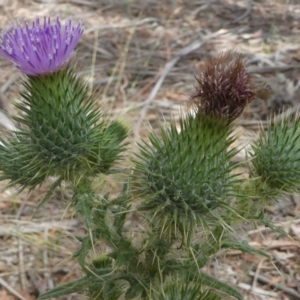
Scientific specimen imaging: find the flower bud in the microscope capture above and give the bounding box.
[190,51,256,122]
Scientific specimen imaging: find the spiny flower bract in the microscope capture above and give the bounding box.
[0,16,84,75]
[250,115,300,197]
[190,51,256,122]
[15,68,128,180]
[134,113,241,243]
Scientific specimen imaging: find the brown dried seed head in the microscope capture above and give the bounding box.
[190,51,256,122]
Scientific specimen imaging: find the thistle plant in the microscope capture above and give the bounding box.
[0,17,298,300]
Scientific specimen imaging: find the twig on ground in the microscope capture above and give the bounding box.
[248,271,300,299]
[92,76,122,85]
[15,192,32,220]
[248,65,300,74]
[191,1,219,19]
[0,110,15,131]
[238,282,278,297]
[43,228,54,292]
[248,218,300,236]
[232,0,253,24]
[251,259,265,293]
[85,18,158,34]
[0,219,80,236]
[0,276,28,300]
[0,73,18,94]
[18,239,26,291]
[262,240,299,250]
[57,0,100,8]
[241,103,300,127]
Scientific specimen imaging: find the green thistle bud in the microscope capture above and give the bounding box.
[134,112,240,242]
[92,255,113,269]
[93,119,129,174]
[14,68,127,181]
[250,115,300,200]
[0,68,128,189]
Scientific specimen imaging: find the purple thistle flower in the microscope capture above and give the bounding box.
[0,17,84,76]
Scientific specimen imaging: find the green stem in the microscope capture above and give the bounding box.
[72,178,95,231]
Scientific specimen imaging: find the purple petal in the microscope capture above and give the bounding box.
[0,17,84,76]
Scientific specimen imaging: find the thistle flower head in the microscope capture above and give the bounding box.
[0,16,84,75]
[190,51,256,122]
[134,114,239,244]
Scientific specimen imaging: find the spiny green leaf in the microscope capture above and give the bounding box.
[73,236,93,269]
[260,217,288,237]
[196,272,244,300]
[221,239,271,259]
[72,181,95,230]
[36,176,63,209]
[151,281,222,300]
[39,276,95,299]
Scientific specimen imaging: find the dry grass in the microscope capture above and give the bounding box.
[0,0,300,299]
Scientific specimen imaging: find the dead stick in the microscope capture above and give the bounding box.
[0,276,28,300]
[248,271,300,299]
[231,0,253,24]
[248,65,300,74]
